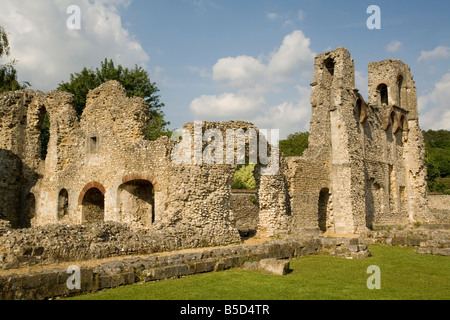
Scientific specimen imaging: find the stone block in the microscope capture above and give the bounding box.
[259,259,290,276]
[152,264,189,280]
[22,274,41,289]
[193,260,216,273]
[214,261,226,272]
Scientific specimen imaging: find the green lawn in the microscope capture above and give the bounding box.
[69,246,449,300]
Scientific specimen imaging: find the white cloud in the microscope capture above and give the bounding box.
[297,10,305,21]
[0,0,149,91]
[190,93,264,120]
[267,30,315,82]
[190,30,316,138]
[211,30,314,89]
[386,40,402,53]
[213,55,265,88]
[252,85,311,137]
[418,46,450,62]
[267,13,279,21]
[418,73,450,130]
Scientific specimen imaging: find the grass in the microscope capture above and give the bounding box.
[68,246,449,300]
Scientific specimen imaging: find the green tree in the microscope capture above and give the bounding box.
[58,59,170,140]
[279,131,310,157]
[232,164,256,190]
[423,129,450,194]
[0,26,30,93]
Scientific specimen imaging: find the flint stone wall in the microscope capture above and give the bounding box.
[427,194,450,224]
[230,190,259,233]
[0,221,241,271]
[0,237,372,300]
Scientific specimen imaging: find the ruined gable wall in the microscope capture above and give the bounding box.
[367,60,429,225]
[288,47,360,234]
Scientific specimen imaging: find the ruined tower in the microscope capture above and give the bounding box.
[286,47,429,235]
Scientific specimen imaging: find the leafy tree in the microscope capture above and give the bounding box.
[232,164,256,190]
[58,59,170,140]
[279,131,309,157]
[0,26,30,93]
[423,129,450,194]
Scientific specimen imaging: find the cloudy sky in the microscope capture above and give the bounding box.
[1,0,449,138]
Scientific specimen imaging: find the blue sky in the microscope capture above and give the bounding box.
[1,0,450,138]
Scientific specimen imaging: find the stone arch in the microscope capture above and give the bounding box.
[318,188,330,232]
[78,182,106,205]
[122,173,159,192]
[78,182,106,224]
[118,179,155,229]
[57,188,69,221]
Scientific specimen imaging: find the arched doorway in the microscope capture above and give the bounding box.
[118,180,154,229]
[81,188,105,224]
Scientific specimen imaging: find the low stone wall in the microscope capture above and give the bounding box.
[0,237,370,300]
[0,221,241,271]
[427,194,450,224]
[428,194,450,212]
[360,228,450,256]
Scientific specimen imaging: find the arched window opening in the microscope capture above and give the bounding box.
[378,84,389,105]
[38,107,50,160]
[318,188,330,232]
[397,75,403,108]
[324,57,335,76]
[58,189,69,220]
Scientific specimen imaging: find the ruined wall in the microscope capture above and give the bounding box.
[0,48,436,243]
[0,82,290,246]
[286,47,431,235]
[230,190,259,233]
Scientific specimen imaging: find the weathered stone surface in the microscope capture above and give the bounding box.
[258,259,290,276]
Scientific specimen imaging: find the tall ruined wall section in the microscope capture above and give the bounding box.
[367,60,429,225]
[0,91,35,227]
[287,48,430,235]
[287,47,359,234]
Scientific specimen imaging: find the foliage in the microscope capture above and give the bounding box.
[58,59,170,140]
[279,131,309,157]
[423,129,450,194]
[232,164,256,190]
[0,26,30,93]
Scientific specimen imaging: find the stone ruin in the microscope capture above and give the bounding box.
[0,47,447,256]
